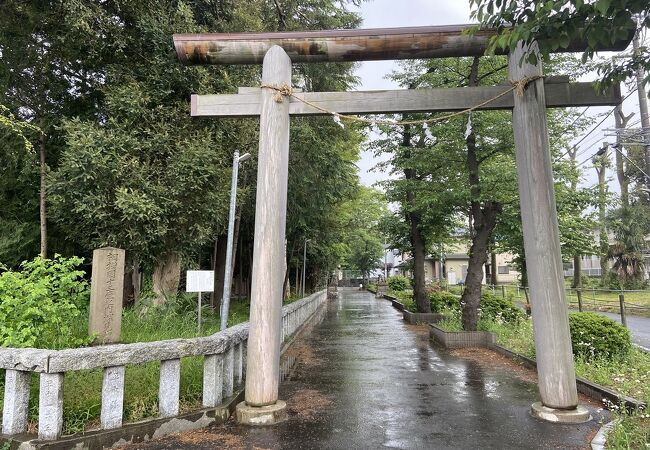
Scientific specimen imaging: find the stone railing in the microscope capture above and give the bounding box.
[0,290,327,441]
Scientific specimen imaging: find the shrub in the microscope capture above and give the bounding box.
[0,255,90,348]
[568,312,631,360]
[401,298,417,313]
[387,275,410,292]
[479,292,523,323]
[391,289,413,304]
[429,291,460,312]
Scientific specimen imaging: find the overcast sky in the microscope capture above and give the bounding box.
[350,1,645,194]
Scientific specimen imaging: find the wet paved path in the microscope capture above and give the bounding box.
[127,288,605,449]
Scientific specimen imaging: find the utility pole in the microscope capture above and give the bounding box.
[614,105,634,207]
[567,146,583,288]
[633,23,650,190]
[220,151,252,330]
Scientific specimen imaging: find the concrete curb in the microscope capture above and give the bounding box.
[381,294,406,312]
[402,310,445,325]
[429,323,496,348]
[590,419,619,450]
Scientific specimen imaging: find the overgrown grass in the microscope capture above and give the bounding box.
[0,295,254,435]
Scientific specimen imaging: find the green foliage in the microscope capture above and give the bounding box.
[565,276,602,289]
[429,291,461,313]
[481,317,536,357]
[0,255,90,348]
[468,0,649,87]
[0,293,261,434]
[607,205,648,288]
[479,292,523,323]
[568,312,631,360]
[387,275,411,292]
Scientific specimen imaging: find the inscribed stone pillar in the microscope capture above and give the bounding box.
[89,247,126,343]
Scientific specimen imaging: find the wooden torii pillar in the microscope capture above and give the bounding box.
[174,25,626,425]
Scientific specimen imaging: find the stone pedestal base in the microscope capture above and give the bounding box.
[530,402,591,424]
[236,400,288,426]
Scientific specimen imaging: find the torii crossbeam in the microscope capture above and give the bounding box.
[174,24,628,425]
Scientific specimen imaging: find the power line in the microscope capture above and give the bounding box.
[549,106,590,148]
[576,142,650,182]
[555,87,639,162]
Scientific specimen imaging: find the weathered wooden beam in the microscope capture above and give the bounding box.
[510,42,587,422]
[191,81,620,117]
[173,24,632,65]
[244,45,290,410]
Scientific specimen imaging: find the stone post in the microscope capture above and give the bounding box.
[234,342,243,386]
[203,354,224,407]
[159,359,181,417]
[237,45,290,425]
[89,247,126,344]
[223,346,234,399]
[2,369,31,435]
[101,366,125,429]
[38,373,64,440]
[509,42,589,423]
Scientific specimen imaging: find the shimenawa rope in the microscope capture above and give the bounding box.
[260,75,543,127]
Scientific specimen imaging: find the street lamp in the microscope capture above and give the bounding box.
[301,238,311,298]
[220,150,252,330]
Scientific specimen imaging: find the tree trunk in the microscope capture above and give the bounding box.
[402,119,430,313]
[231,214,241,282]
[460,57,502,331]
[566,146,584,291]
[490,251,498,285]
[572,254,582,288]
[462,224,494,330]
[39,133,48,257]
[123,268,135,307]
[595,150,609,284]
[123,255,141,306]
[210,234,227,310]
[152,253,181,306]
[409,212,429,312]
[237,233,244,299]
[283,240,295,299]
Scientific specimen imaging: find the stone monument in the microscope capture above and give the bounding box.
[89,247,125,344]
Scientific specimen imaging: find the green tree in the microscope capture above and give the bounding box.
[42,0,364,306]
[0,0,110,258]
[0,106,42,266]
[469,0,648,86]
[377,55,597,329]
[338,187,388,282]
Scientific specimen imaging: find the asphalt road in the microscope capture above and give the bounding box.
[598,311,650,351]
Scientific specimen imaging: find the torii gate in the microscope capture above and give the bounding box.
[173,25,625,425]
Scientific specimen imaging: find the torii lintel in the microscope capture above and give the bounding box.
[191,77,621,118]
[173,23,632,66]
